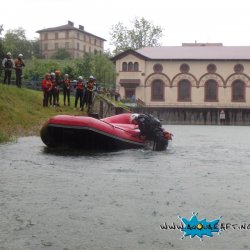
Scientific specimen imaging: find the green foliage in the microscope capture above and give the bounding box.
[1,27,41,59]
[24,57,61,80]
[74,53,115,84]
[0,84,84,143]
[62,64,78,79]
[110,17,163,55]
[23,53,115,87]
[30,39,41,58]
[92,53,116,84]
[110,22,132,54]
[130,17,163,49]
[75,53,94,78]
[0,39,4,77]
[51,48,71,60]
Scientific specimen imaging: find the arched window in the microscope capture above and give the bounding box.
[122,62,127,71]
[205,80,218,101]
[128,62,133,71]
[232,80,245,102]
[178,80,191,101]
[134,62,139,71]
[151,80,164,101]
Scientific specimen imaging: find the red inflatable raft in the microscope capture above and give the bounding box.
[40,113,172,150]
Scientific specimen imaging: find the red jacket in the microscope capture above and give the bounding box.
[76,81,84,91]
[14,58,25,70]
[42,79,52,92]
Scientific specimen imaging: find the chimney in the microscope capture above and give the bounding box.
[68,21,74,26]
[79,25,84,31]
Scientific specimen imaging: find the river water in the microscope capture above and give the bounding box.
[1,125,250,250]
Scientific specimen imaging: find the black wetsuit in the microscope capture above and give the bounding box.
[137,114,167,151]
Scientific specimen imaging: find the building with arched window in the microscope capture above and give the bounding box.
[112,44,250,124]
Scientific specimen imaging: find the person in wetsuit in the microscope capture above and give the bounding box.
[2,52,14,85]
[130,113,167,151]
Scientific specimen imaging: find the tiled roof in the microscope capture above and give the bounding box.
[136,46,250,60]
[36,24,106,41]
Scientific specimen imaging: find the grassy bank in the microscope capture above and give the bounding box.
[0,84,83,143]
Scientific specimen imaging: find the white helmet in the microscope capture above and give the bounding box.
[18,54,23,57]
[78,76,83,80]
[130,113,139,124]
[7,52,11,56]
[50,72,55,77]
[89,75,94,79]
[64,74,69,78]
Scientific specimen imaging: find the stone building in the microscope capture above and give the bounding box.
[112,43,250,124]
[36,21,106,58]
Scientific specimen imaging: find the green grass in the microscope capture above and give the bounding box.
[0,83,85,143]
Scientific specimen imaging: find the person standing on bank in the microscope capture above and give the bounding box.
[50,72,56,107]
[2,52,14,85]
[83,75,96,113]
[41,73,53,107]
[62,74,71,106]
[74,76,84,111]
[54,70,62,106]
[14,54,25,88]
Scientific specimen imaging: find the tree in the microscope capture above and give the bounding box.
[74,53,115,86]
[75,53,94,79]
[110,17,163,55]
[92,53,116,85]
[24,57,61,81]
[0,24,4,76]
[3,28,29,57]
[0,25,3,36]
[51,48,71,60]
[2,28,41,59]
[30,39,41,58]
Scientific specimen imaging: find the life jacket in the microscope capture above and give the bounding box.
[86,81,95,91]
[51,78,56,87]
[5,59,13,69]
[15,59,25,69]
[46,80,53,91]
[55,76,61,86]
[42,79,52,92]
[63,79,71,88]
[76,81,84,91]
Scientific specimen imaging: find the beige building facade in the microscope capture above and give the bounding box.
[113,43,250,124]
[113,44,250,110]
[37,21,106,58]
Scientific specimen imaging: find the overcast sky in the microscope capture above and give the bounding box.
[1,0,250,50]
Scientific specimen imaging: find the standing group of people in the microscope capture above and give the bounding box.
[1,52,25,87]
[74,75,96,112]
[41,70,61,107]
[42,72,96,113]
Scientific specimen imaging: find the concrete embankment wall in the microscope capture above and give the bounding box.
[95,96,129,118]
[131,107,250,125]
[94,96,250,125]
